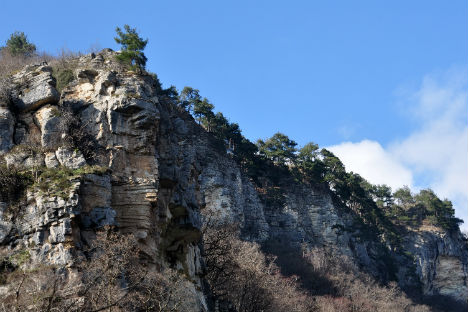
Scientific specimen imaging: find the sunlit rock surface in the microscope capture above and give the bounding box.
[0,50,466,310]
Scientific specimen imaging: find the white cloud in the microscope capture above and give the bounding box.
[328,140,413,190]
[327,68,468,230]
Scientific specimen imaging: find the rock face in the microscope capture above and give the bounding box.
[434,256,467,298]
[401,225,468,300]
[35,105,61,148]
[0,107,14,154]
[0,50,466,309]
[10,65,59,112]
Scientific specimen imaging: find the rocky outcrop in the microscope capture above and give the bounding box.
[55,147,86,169]
[0,51,207,311]
[10,65,59,112]
[401,225,468,301]
[0,50,466,310]
[199,156,270,241]
[35,105,61,148]
[0,107,14,154]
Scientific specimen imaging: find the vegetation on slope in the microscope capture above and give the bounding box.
[0,29,465,312]
[202,209,432,312]
[1,229,198,311]
[160,81,463,235]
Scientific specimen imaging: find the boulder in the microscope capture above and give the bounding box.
[55,147,86,169]
[49,219,72,244]
[10,66,59,112]
[45,152,60,168]
[4,147,45,168]
[35,105,61,148]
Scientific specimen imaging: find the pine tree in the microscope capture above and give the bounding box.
[114,25,148,72]
[179,86,201,113]
[3,31,36,57]
[194,98,214,128]
[257,132,297,164]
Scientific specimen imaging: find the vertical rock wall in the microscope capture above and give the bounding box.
[0,50,466,308]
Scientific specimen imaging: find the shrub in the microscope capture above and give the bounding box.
[302,247,431,312]
[49,50,82,94]
[54,68,75,92]
[57,103,100,161]
[33,165,108,199]
[8,249,30,267]
[1,229,199,312]
[0,164,32,210]
[202,213,315,312]
[0,50,31,103]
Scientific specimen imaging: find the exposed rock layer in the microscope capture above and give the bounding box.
[0,50,466,309]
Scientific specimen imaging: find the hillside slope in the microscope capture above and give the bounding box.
[0,50,466,311]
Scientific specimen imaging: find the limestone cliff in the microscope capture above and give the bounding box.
[0,50,466,310]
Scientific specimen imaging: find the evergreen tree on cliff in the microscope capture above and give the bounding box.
[2,31,36,57]
[257,132,297,164]
[114,25,148,72]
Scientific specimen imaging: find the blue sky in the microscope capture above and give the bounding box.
[1,1,467,227]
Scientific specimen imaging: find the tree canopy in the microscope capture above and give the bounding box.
[393,186,414,207]
[179,86,201,113]
[2,31,36,57]
[194,98,214,127]
[169,84,464,233]
[114,25,148,72]
[257,133,298,164]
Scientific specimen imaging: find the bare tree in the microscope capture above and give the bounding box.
[303,247,431,312]
[1,228,197,312]
[202,210,314,312]
[57,103,99,161]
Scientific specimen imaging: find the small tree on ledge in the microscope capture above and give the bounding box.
[114,25,148,72]
[3,31,36,57]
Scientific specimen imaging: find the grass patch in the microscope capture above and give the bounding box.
[9,249,30,267]
[1,162,109,217]
[34,165,109,199]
